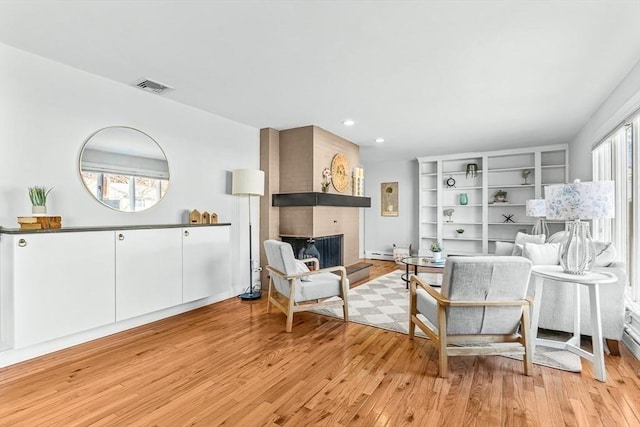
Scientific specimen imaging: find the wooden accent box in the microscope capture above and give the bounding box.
[17,216,62,230]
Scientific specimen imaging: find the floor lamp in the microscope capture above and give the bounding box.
[232,169,265,300]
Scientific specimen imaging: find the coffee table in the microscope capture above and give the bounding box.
[400,256,445,289]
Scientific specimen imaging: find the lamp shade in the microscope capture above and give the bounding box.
[544,180,614,220]
[525,199,546,218]
[232,169,264,196]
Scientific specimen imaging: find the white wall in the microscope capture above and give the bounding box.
[570,59,640,180]
[0,44,260,293]
[362,160,418,258]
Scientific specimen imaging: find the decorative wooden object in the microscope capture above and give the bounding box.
[330,153,350,193]
[210,212,218,224]
[201,211,211,224]
[189,209,202,224]
[17,216,62,230]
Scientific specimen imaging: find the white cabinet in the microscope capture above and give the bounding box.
[115,228,183,321]
[182,226,231,302]
[1,224,232,361]
[417,145,568,256]
[3,231,115,348]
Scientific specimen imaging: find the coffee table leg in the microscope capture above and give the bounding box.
[589,283,606,382]
[405,263,410,289]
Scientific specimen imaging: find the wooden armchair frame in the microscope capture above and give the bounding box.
[265,258,349,332]
[409,274,532,378]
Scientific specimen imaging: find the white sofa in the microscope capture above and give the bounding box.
[496,235,627,353]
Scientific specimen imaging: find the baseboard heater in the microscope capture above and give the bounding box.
[365,250,394,261]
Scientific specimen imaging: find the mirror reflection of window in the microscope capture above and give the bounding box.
[79,127,170,212]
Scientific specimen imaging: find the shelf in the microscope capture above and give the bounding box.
[423,188,438,191]
[443,237,482,241]
[488,238,516,242]
[542,182,565,186]
[488,222,534,225]
[444,222,482,225]
[420,236,437,240]
[488,184,534,189]
[443,171,483,176]
[487,203,525,207]
[487,166,534,173]
[443,204,482,207]
[422,172,438,176]
[421,221,437,224]
[443,186,482,190]
[541,164,566,169]
[422,204,438,208]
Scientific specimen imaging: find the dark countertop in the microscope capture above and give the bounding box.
[0,223,231,235]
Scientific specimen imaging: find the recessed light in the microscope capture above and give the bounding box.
[342,119,355,126]
[375,138,385,143]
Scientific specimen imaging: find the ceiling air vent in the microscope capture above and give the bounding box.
[132,78,174,95]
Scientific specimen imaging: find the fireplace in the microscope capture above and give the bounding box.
[281,234,344,269]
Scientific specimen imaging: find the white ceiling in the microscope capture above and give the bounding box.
[1,1,639,163]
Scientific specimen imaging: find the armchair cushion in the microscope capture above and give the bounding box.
[416,256,533,335]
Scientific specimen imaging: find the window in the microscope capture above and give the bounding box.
[593,109,640,356]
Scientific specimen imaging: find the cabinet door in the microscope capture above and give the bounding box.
[115,228,182,321]
[12,231,115,348]
[182,226,231,302]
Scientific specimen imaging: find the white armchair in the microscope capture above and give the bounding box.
[409,256,534,378]
[263,240,349,332]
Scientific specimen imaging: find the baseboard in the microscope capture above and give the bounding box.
[622,330,640,361]
[365,250,394,261]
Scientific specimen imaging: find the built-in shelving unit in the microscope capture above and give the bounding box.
[417,144,568,256]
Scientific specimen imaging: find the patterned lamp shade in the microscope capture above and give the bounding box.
[544,180,615,220]
[525,199,546,218]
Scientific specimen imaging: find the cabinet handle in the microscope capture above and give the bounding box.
[184,230,190,237]
[18,238,27,247]
[118,234,125,241]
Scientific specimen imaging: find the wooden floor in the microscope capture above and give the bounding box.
[1,260,639,426]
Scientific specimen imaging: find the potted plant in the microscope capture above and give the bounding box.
[456,228,464,238]
[430,241,443,260]
[28,186,52,216]
[493,189,508,203]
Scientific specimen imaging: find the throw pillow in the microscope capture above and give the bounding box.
[593,241,616,267]
[512,232,546,256]
[295,260,313,282]
[494,241,515,256]
[522,242,561,265]
[547,231,568,244]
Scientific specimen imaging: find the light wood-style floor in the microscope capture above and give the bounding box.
[1,260,639,426]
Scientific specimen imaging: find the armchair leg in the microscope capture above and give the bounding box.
[342,281,349,323]
[521,306,533,376]
[266,277,273,314]
[408,280,417,340]
[606,339,621,357]
[437,306,448,378]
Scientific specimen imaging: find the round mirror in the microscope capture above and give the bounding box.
[79,126,170,212]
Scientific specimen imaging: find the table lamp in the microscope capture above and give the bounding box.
[232,169,265,300]
[545,180,614,275]
[525,199,549,237]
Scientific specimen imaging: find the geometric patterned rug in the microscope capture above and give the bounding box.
[312,270,582,373]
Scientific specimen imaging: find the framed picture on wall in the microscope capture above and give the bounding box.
[381,182,398,216]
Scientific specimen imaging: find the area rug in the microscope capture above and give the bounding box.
[312,270,582,373]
